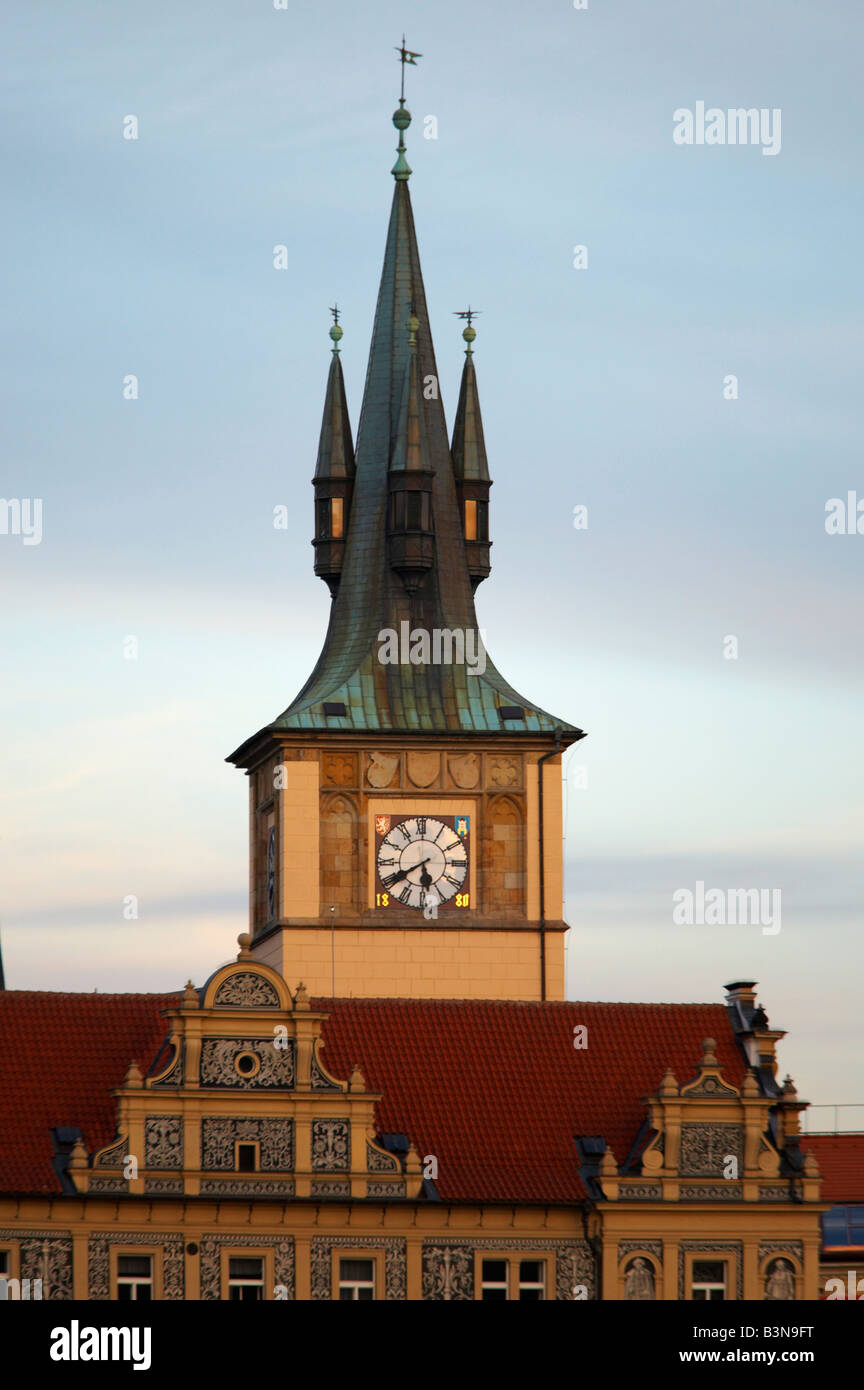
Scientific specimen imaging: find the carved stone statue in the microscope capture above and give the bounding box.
[764,1258,795,1300]
[624,1257,655,1300]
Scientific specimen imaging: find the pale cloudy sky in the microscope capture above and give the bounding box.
[1,0,861,1118]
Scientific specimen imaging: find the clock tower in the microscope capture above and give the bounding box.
[227,92,584,1001]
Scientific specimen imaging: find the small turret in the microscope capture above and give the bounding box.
[450,311,491,590]
[312,309,355,597]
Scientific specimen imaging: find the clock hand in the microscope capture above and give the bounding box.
[388,857,432,886]
[418,865,433,888]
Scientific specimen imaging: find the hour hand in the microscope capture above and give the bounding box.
[382,857,430,888]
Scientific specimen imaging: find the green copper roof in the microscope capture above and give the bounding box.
[314,347,355,482]
[228,164,583,752]
[451,352,490,484]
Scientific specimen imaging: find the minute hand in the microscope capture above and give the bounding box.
[389,857,431,886]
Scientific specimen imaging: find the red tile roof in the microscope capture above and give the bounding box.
[0,991,178,1195]
[315,998,746,1202]
[802,1135,864,1203]
[1,989,749,1201]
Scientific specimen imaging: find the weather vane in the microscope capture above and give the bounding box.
[328,304,343,354]
[394,36,422,101]
[455,308,480,355]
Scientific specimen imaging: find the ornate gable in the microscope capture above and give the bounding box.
[80,935,421,1201]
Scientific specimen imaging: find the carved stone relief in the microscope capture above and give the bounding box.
[145,1116,183,1169]
[311,1119,350,1171]
[365,752,400,788]
[487,756,520,788]
[448,752,480,789]
[199,1179,295,1196]
[322,753,358,787]
[150,1043,183,1087]
[199,1037,295,1089]
[94,1138,127,1167]
[310,1180,351,1197]
[680,1183,742,1200]
[213,973,280,1008]
[679,1123,743,1177]
[407,752,439,788]
[5,1231,74,1300]
[200,1117,294,1170]
[422,1245,473,1300]
[366,1141,398,1173]
[145,1178,184,1195]
[310,1049,342,1091]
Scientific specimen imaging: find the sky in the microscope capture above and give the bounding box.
[1,0,861,1122]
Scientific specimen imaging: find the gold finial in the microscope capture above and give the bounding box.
[454,307,480,355]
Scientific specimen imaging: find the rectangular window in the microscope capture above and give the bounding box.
[117,1255,153,1301]
[691,1260,726,1300]
[518,1260,545,1300]
[316,497,331,538]
[464,498,477,540]
[476,500,489,542]
[823,1204,864,1246]
[405,492,423,530]
[0,1251,8,1274]
[228,1257,264,1302]
[338,1258,375,1301]
[236,1143,257,1173]
[331,495,344,539]
[480,1259,508,1301]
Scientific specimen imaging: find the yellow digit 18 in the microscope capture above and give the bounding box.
[376,892,389,907]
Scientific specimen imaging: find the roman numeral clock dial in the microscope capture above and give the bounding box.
[374,815,469,912]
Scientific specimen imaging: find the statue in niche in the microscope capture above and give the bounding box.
[624,1257,655,1300]
[764,1259,795,1300]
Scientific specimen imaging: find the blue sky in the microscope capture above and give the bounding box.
[1,0,861,1119]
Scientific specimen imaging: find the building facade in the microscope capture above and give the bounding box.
[0,83,853,1302]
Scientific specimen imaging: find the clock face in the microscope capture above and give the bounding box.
[375,815,469,912]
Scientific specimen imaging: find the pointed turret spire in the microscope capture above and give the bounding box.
[451,311,492,591]
[312,308,355,597]
[228,65,583,745]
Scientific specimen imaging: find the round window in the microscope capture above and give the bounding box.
[234,1051,260,1077]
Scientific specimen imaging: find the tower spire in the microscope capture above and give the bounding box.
[228,59,583,741]
[312,310,355,597]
